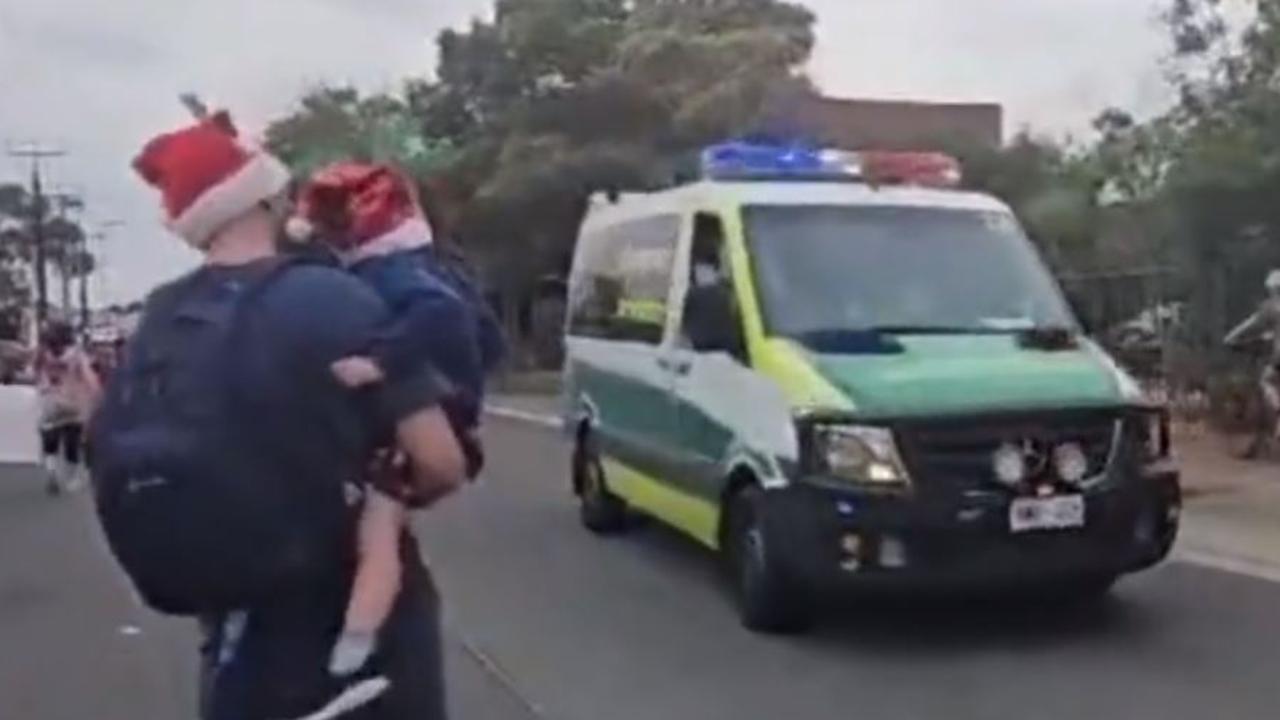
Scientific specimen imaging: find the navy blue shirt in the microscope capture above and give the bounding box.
[193,261,443,478]
[350,250,487,425]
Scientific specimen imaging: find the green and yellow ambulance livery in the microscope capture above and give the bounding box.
[561,143,1181,633]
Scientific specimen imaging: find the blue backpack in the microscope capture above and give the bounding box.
[90,259,349,616]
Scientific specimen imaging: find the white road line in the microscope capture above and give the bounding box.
[485,406,561,430]
[1174,547,1280,585]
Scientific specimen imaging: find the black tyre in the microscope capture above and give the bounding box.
[726,485,813,634]
[574,434,627,535]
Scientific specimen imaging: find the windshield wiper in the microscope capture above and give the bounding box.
[868,324,1007,336]
[790,328,904,354]
[1016,324,1080,350]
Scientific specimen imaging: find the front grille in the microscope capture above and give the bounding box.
[897,409,1120,491]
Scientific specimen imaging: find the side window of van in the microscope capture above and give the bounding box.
[681,213,747,361]
[568,215,680,345]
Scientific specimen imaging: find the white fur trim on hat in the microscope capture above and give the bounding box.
[342,217,434,265]
[284,216,315,244]
[1267,269,1280,289]
[168,153,291,248]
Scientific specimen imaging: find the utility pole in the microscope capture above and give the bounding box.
[84,220,123,335]
[47,189,84,315]
[7,143,66,335]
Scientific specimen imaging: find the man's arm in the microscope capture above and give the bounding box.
[394,405,466,506]
[1226,311,1263,346]
[278,266,467,501]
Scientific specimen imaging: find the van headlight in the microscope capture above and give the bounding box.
[813,425,911,487]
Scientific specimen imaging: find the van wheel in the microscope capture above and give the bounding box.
[574,435,627,535]
[726,485,813,634]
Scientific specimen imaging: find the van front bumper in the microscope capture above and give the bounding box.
[759,466,1180,593]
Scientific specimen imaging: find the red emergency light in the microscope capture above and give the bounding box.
[857,151,963,189]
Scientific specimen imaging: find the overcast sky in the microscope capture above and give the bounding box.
[0,0,1178,304]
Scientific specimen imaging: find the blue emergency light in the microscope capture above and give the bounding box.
[698,141,962,188]
[699,141,861,182]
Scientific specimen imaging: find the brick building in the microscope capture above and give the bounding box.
[761,92,1004,151]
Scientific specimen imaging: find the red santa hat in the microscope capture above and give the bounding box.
[133,111,291,249]
[289,162,433,263]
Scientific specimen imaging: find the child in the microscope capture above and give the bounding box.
[289,162,499,681]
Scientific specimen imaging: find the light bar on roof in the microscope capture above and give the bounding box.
[859,151,963,188]
[700,141,961,187]
[701,141,856,181]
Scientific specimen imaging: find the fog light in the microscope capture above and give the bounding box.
[1054,442,1089,485]
[879,537,907,569]
[841,533,863,557]
[840,533,863,572]
[992,443,1027,487]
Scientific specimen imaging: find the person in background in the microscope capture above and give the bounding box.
[35,321,100,495]
[1225,269,1280,438]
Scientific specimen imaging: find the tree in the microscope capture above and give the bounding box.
[0,184,96,334]
[266,87,460,181]
[949,133,1103,274]
[438,0,813,272]
[0,184,31,341]
[1154,0,1280,344]
[266,0,817,358]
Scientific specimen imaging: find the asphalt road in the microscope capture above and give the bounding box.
[4,419,1280,719]
[421,417,1280,720]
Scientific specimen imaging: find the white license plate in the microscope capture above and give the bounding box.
[1009,495,1086,533]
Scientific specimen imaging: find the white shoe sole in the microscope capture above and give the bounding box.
[283,677,390,720]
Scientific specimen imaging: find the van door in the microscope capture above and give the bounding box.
[565,215,682,483]
[664,214,750,501]
[666,212,796,515]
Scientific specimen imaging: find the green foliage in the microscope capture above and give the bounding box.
[0,184,32,339]
[0,183,97,337]
[266,0,816,304]
[950,133,1102,273]
[1156,0,1280,342]
[266,87,461,181]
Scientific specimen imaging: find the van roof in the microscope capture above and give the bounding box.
[582,180,1011,232]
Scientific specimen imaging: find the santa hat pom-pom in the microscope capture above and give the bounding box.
[284,216,315,244]
[208,110,239,137]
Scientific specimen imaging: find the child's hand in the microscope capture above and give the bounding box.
[332,356,385,388]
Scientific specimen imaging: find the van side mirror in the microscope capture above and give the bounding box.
[1062,292,1096,337]
[684,283,747,360]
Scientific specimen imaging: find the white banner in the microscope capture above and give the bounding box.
[0,385,41,464]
